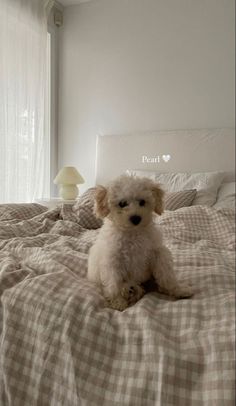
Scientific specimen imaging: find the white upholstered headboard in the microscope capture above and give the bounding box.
[95,128,235,185]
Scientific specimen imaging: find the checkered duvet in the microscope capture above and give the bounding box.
[0,203,235,406]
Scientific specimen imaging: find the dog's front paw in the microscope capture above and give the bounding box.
[172,284,194,299]
[121,282,145,305]
[106,295,129,311]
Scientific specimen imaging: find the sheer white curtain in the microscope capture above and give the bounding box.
[0,0,52,203]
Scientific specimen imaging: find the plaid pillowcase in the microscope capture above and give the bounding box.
[0,203,47,221]
[164,189,197,210]
[73,188,103,229]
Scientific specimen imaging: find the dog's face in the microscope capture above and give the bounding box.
[95,175,164,231]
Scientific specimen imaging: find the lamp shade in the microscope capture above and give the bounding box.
[53,166,84,185]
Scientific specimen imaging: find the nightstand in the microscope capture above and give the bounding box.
[34,198,77,209]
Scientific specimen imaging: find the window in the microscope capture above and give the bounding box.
[0,1,51,203]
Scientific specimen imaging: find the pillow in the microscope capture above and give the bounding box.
[0,203,47,221]
[213,182,235,209]
[127,170,225,206]
[73,188,103,229]
[164,189,197,210]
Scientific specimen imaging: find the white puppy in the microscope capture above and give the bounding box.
[87,175,193,311]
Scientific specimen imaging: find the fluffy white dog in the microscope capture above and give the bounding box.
[87,175,193,311]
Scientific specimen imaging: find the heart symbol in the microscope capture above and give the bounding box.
[162,154,171,163]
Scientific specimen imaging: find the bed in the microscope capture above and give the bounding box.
[0,128,235,405]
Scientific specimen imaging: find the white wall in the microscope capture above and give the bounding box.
[58,0,235,191]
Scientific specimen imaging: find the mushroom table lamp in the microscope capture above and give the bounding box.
[53,166,85,200]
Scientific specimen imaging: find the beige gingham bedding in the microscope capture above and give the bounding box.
[0,202,235,405]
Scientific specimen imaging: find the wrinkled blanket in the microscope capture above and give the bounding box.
[0,203,235,406]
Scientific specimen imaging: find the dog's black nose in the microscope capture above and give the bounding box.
[130,215,141,225]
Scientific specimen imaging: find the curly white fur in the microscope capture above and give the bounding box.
[87,175,193,311]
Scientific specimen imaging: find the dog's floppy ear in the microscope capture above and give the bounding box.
[94,185,110,218]
[151,183,165,215]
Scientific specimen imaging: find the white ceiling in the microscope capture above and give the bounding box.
[58,0,92,6]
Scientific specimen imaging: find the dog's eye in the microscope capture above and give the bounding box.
[139,199,146,207]
[118,200,128,208]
